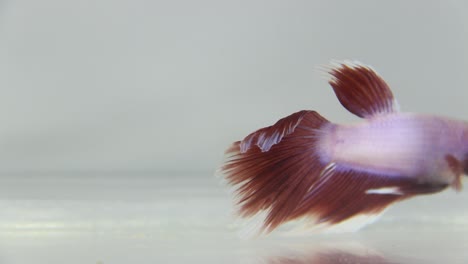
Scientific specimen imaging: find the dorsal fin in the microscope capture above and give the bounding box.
[327,61,399,118]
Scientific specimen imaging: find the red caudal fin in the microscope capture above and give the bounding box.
[238,110,316,153]
[220,110,448,236]
[221,110,329,234]
[327,61,399,118]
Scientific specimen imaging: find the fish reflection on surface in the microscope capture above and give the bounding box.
[263,243,405,264]
[268,250,398,264]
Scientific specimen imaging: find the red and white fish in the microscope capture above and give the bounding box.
[220,61,468,236]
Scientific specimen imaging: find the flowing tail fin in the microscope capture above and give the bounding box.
[221,110,330,234]
[220,110,447,236]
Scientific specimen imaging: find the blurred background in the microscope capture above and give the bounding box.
[1,0,467,172]
[0,0,468,263]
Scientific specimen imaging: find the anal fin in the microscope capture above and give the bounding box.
[290,165,449,232]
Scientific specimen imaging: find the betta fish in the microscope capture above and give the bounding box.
[220,61,468,236]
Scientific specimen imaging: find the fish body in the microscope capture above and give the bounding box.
[221,61,468,235]
[319,113,468,184]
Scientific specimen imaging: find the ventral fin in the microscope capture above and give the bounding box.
[327,61,399,118]
[445,154,464,191]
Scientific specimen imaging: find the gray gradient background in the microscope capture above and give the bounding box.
[1,0,467,173]
[1,1,468,264]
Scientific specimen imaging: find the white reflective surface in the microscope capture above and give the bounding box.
[0,172,466,264]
